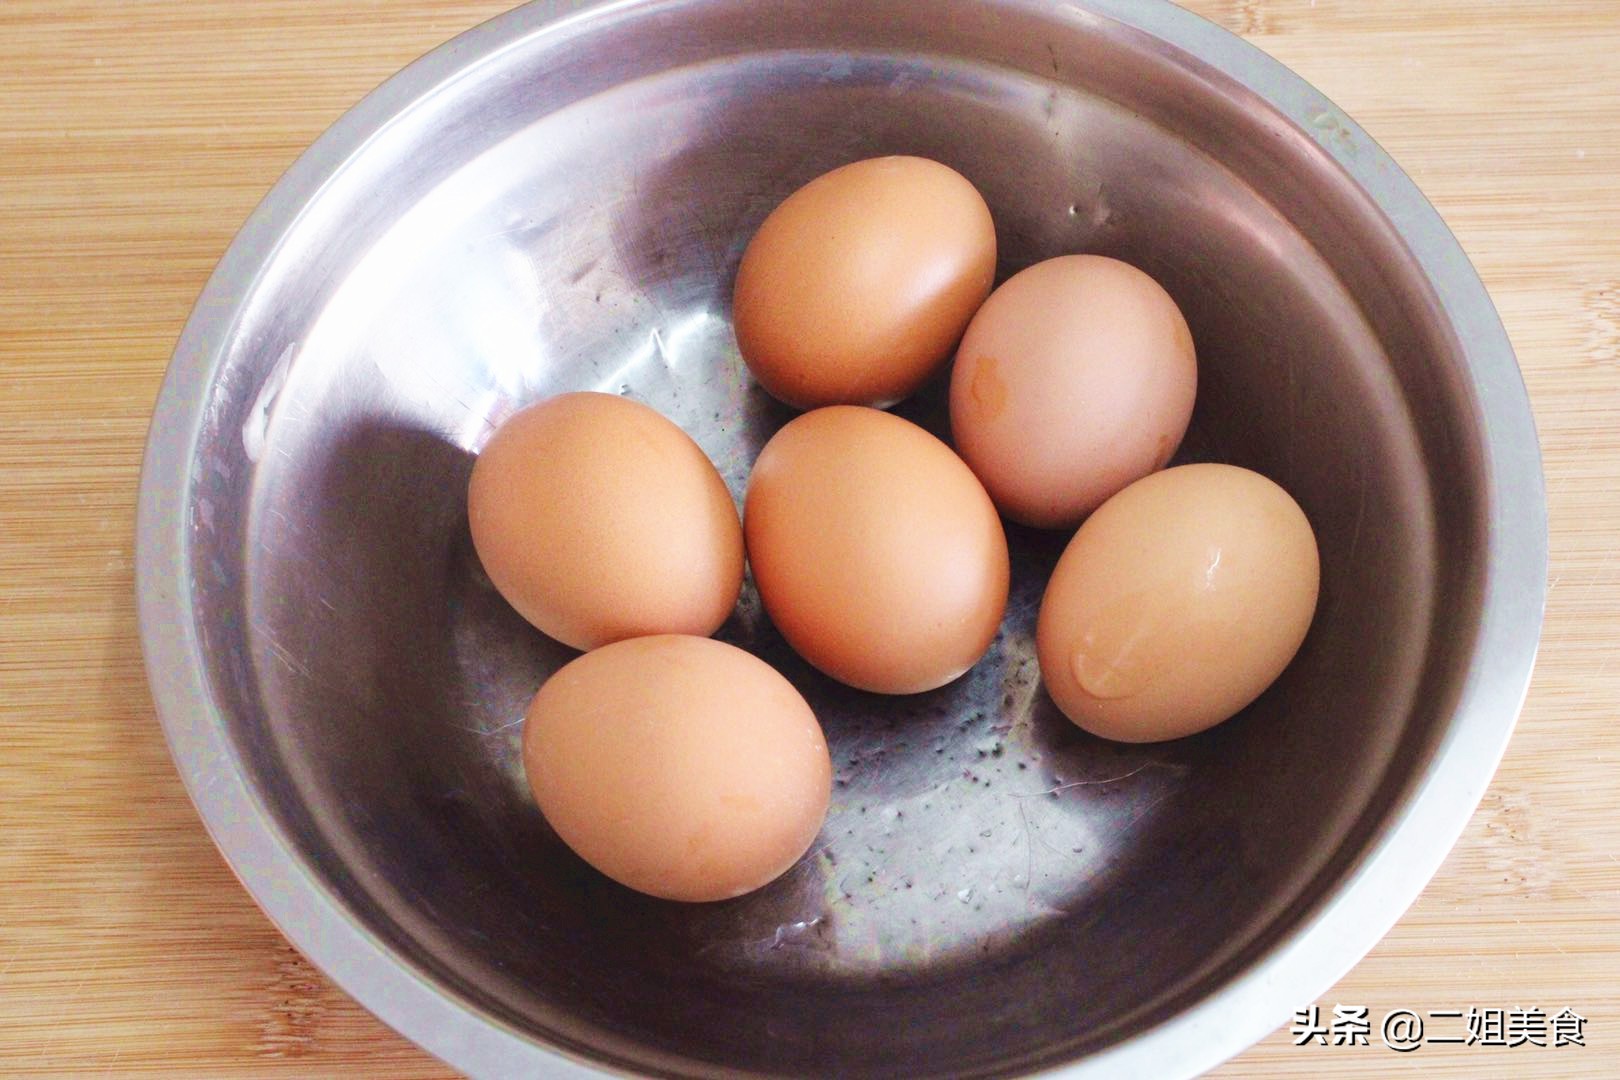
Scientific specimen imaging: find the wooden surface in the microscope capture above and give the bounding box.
[1,1,1616,1076]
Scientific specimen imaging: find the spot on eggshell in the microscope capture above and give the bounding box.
[969,354,1008,419]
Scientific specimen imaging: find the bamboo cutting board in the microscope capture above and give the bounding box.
[1,1,1616,1076]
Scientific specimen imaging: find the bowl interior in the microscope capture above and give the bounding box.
[180,2,1485,1075]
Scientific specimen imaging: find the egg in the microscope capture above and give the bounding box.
[745,406,1009,694]
[949,254,1197,529]
[467,392,743,651]
[1036,463,1320,742]
[732,156,997,409]
[523,635,832,902]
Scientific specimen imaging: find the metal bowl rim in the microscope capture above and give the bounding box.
[134,1,1548,1077]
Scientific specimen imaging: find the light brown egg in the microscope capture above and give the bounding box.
[732,156,997,409]
[523,635,831,902]
[467,392,743,651]
[949,254,1197,529]
[745,406,1009,695]
[1036,464,1320,742]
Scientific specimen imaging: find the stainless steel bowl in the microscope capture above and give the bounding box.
[136,1,1547,1076]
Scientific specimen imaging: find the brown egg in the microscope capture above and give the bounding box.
[950,254,1197,529]
[524,635,831,902]
[745,406,1009,694]
[733,156,997,409]
[467,392,743,651]
[1036,464,1319,742]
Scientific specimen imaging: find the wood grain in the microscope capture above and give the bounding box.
[1,1,1615,1076]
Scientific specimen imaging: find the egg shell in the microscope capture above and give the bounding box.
[467,392,743,651]
[949,254,1197,529]
[523,635,832,902]
[744,405,1009,695]
[733,156,997,409]
[1036,463,1320,742]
